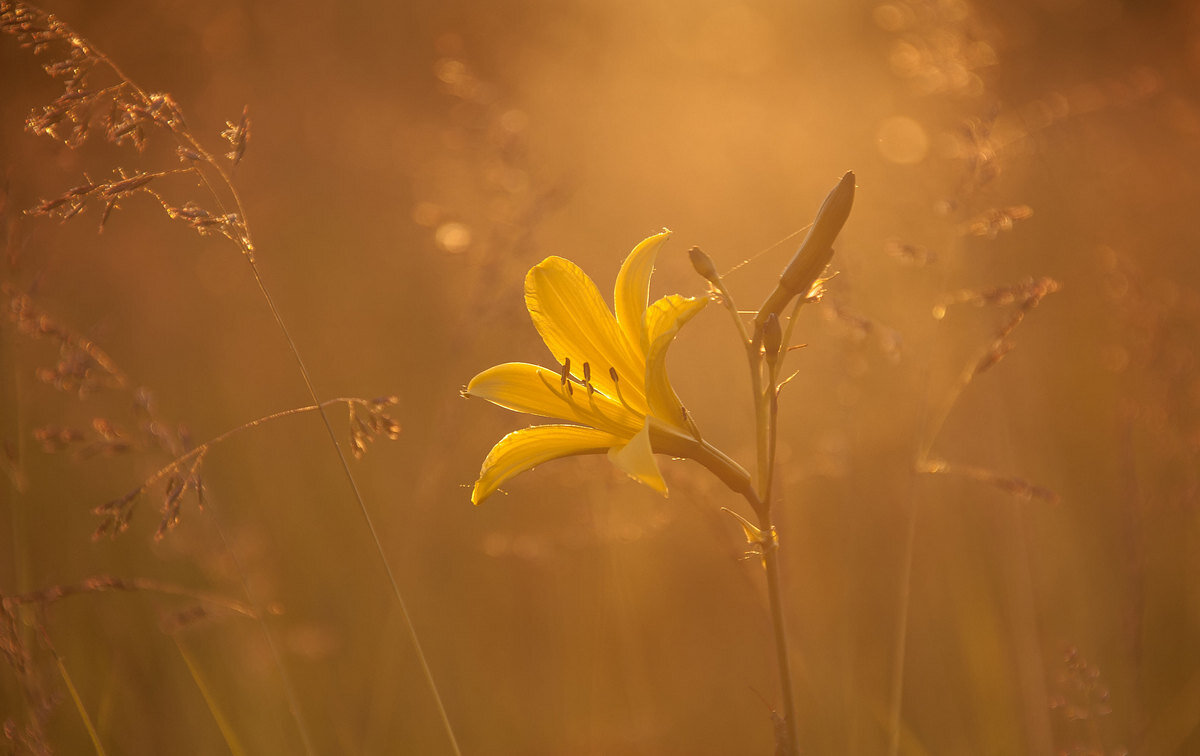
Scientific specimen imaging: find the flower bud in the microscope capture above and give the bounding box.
[761,312,782,368]
[755,171,855,330]
[688,246,721,285]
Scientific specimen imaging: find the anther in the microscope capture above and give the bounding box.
[609,367,619,383]
[583,362,594,395]
[560,358,571,386]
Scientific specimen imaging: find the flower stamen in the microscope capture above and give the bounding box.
[533,368,634,437]
[606,365,637,412]
[559,358,571,387]
[583,361,594,395]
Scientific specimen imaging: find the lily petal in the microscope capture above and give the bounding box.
[525,257,646,411]
[467,362,644,438]
[472,425,623,504]
[643,294,708,430]
[466,234,716,505]
[615,231,671,358]
[606,422,668,496]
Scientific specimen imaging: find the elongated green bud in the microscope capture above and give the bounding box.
[755,171,855,330]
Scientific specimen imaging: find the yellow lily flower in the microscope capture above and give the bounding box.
[466,230,749,504]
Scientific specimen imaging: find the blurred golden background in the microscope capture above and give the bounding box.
[3,0,1200,753]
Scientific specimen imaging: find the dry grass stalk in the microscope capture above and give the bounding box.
[1,2,434,750]
[883,237,936,266]
[1,575,257,755]
[348,395,402,459]
[918,458,1060,504]
[1049,646,1125,756]
[2,575,257,621]
[0,603,54,755]
[919,276,1061,498]
[91,396,400,541]
[0,1,251,245]
[822,299,904,362]
[876,4,1068,750]
[2,0,405,538]
[964,204,1034,238]
[4,283,128,396]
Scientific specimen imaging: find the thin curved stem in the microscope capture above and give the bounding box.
[87,39,462,756]
[244,266,462,756]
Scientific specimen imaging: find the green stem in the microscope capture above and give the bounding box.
[753,340,798,756]
[753,390,799,756]
[761,517,798,756]
[695,243,801,754]
[748,321,796,756]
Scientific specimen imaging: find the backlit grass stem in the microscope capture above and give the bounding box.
[0,5,461,752]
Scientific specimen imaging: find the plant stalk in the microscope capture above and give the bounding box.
[752,378,800,756]
[702,249,801,753]
[761,519,799,756]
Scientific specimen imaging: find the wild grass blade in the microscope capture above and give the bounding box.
[54,654,108,756]
[174,636,248,756]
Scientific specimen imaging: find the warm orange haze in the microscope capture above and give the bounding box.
[2,1,1199,754]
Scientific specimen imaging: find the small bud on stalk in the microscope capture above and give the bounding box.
[762,312,782,369]
[688,246,721,285]
[755,171,855,333]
